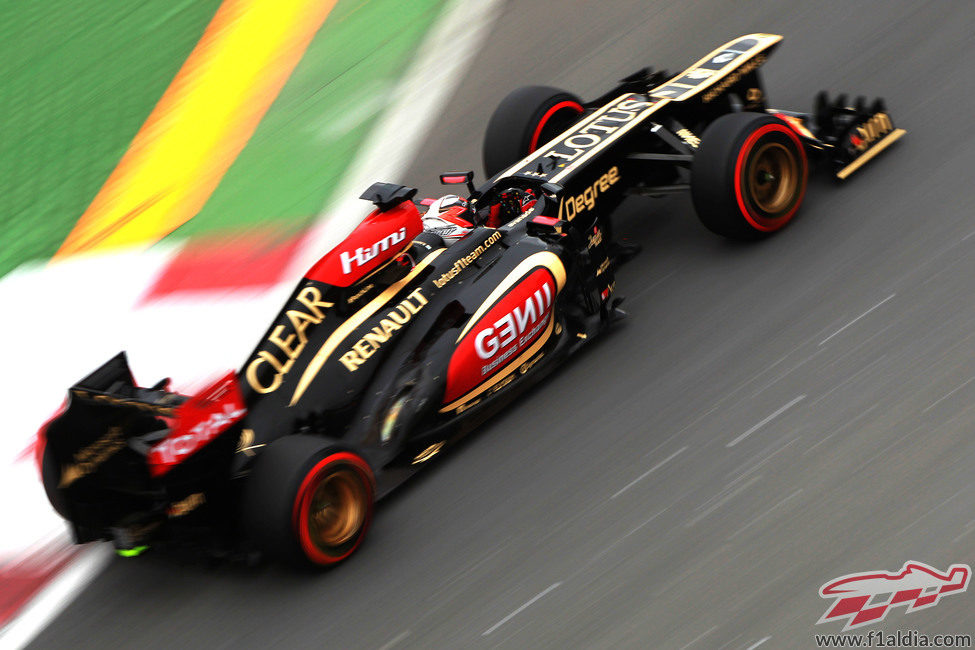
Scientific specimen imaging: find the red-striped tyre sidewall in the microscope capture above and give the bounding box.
[691,112,809,240]
[734,122,807,232]
[482,85,583,178]
[528,100,584,152]
[292,451,374,566]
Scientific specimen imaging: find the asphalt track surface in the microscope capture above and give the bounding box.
[33,1,975,648]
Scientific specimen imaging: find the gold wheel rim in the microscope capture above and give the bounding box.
[308,469,366,548]
[748,142,798,215]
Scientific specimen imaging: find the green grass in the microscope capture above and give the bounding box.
[177,0,446,239]
[0,0,447,278]
[0,0,223,277]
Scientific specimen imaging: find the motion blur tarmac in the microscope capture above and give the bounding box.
[31,1,975,648]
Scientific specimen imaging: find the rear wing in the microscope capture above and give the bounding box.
[66,351,183,417]
[44,353,187,496]
[43,353,246,542]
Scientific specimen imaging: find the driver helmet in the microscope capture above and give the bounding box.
[422,194,474,244]
[425,194,472,222]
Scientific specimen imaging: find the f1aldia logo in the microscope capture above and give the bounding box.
[817,561,970,631]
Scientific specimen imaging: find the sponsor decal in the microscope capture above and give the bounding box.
[519,352,544,375]
[444,261,562,407]
[650,85,688,98]
[338,288,428,371]
[456,252,567,342]
[245,285,334,394]
[502,208,534,230]
[595,257,610,276]
[455,398,481,414]
[474,278,553,375]
[148,402,246,469]
[428,225,460,239]
[492,373,516,392]
[557,166,620,221]
[650,35,781,103]
[339,227,407,275]
[701,54,767,103]
[433,231,503,289]
[412,441,445,465]
[850,113,893,152]
[148,374,247,476]
[167,492,205,518]
[71,390,176,416]
[587,227,603,249]
[541,98,653,166]
[676,128,701,148]
[236,428,264,456]
[305,200,423,287]
[291,249,445,405]
[817,561,971,631]
[505,94,658,181]
[347,283,374,304]
[59,427,126,488]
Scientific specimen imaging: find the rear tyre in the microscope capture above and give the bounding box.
[691,113,808,240]
[242,436,375,568]
[483,85,584,178]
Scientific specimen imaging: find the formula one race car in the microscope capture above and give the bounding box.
[39,34,903,567]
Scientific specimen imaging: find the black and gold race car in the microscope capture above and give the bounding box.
[39,34,903,567]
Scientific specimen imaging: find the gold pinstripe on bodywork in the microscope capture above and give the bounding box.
[439,317,554,413]
[455,251,567,342]
[289,248,445,406]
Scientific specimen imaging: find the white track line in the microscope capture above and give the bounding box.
[922,376,975,413]
[0,545,112,649]
[818,294,896,346]
[726,395,806,448]
[678,625,718,650]
[728,489,803,541]
[686,475,762,527]
[482,582,562,636]
[612,446,688,499]
[591,507,670,563]
[377,630,411,650]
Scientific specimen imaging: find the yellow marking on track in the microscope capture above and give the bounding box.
[55,0,337,258]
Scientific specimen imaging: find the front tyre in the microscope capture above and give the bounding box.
[691,113,808,240]
[482,85,584,178]
[242,436,375,568]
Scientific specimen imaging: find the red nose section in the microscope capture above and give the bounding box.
[147,373,247,477]
[305,201,423,287]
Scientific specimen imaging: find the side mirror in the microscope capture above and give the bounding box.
[439,171,476,195]
[359,182,418,211]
